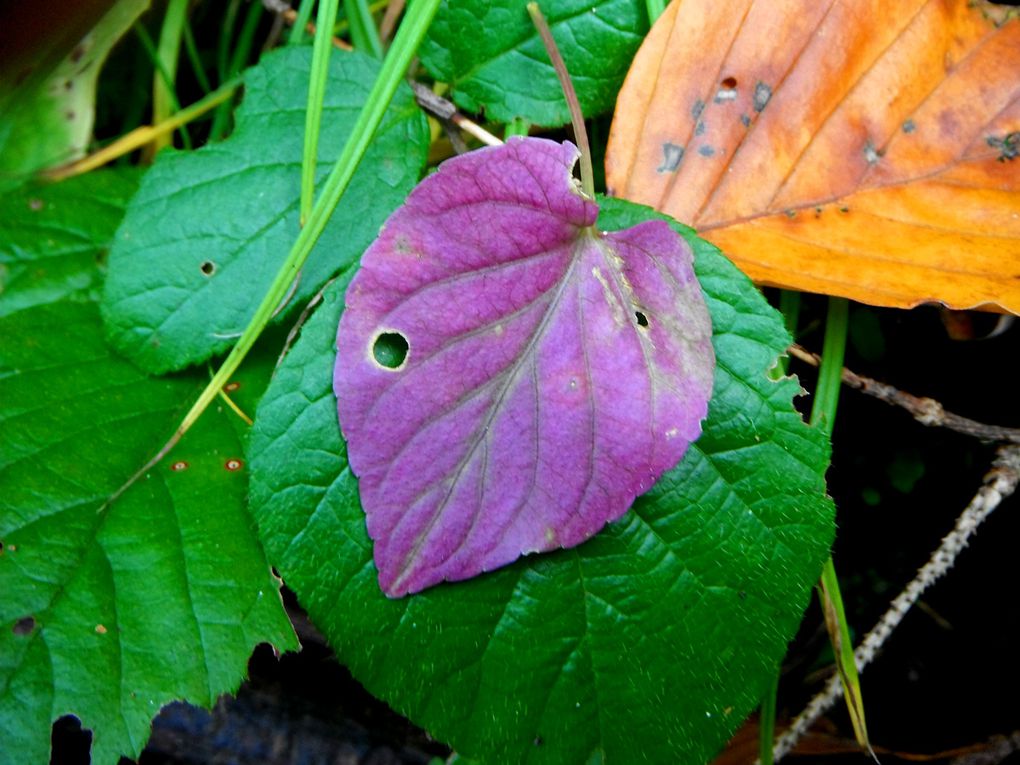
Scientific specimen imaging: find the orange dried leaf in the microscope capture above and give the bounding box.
[606,0,1020,313]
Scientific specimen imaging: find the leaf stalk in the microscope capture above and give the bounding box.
[527,3,595,199]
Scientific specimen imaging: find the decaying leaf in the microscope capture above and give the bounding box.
[0,0,150,189]
[334,137,715,596]
[606,0,1020,313]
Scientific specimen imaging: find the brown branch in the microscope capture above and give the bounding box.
[788,344,1020,444]
[410,82,503,150]
[773,444,1020,762]
[379,0,406,44]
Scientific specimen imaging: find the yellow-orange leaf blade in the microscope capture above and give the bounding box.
[606,0,1020,312]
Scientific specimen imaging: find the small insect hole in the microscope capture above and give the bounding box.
[13,616,36,635]
[224,381,241,392]
[372,332,409,369]
[721,76,737,89]
[200,261,216,276]
[225,459,243,472]
[170,461,188,472]
[635,311,649,327]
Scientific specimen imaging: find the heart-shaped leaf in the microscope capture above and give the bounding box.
[335,137,715,596]
[248,199,835,762]
[101,46,429,374]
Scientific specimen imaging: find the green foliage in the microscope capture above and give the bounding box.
[0,0,150,189]
[0,6,842,761]
[0,169,139,317]
[101,46,429,374]
[248,199,834,763]
[0,298,297,765]
[419,0,649,125]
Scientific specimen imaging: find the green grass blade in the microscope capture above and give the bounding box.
[344,0,384,57]
[134,18,192,151]
[301,0,342,225]
[758,669,779,765]
[808,297,873,758]
[210,0,263,142]
[809,297,848,437]
[217,0,242,83]
[210,0,243,141]
[290,0,317,44]
[817,558,872,756]
[182,16,213,94]
[227,0,266,77]
[152,0,189,151]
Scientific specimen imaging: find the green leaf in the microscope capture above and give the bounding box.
[0,0,150,189]
[248,197,835,763]
[101,45,430,375]
[0,300,297,765]
[0,169,140,317]
[418,0,649,126]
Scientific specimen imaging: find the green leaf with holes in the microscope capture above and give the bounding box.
[101,45,429,375]
[0,169,139,317]
[418,0,649,126]
[0,0,149,190]
[247,198,834,763]
[0,299,297,765]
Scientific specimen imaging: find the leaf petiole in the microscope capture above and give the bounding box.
[527,3,595,199]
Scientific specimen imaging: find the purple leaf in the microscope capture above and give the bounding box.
[335,137,715,597]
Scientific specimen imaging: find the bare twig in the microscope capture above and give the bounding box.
[788,344,1020,444]
[410,82,503,149]
[950,732,1020,765]
[773,444,1020,762]
[379,0,406,44]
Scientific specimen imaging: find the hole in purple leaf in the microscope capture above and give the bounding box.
[371,331,409,370]
[635,311,649,327]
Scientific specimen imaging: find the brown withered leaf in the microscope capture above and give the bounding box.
[605,0,1020,313]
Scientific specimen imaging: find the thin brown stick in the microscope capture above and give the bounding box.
[379,0,406,44]
[788,344,1020,444]
[772,444,1020,762]
[410,82,503,150]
